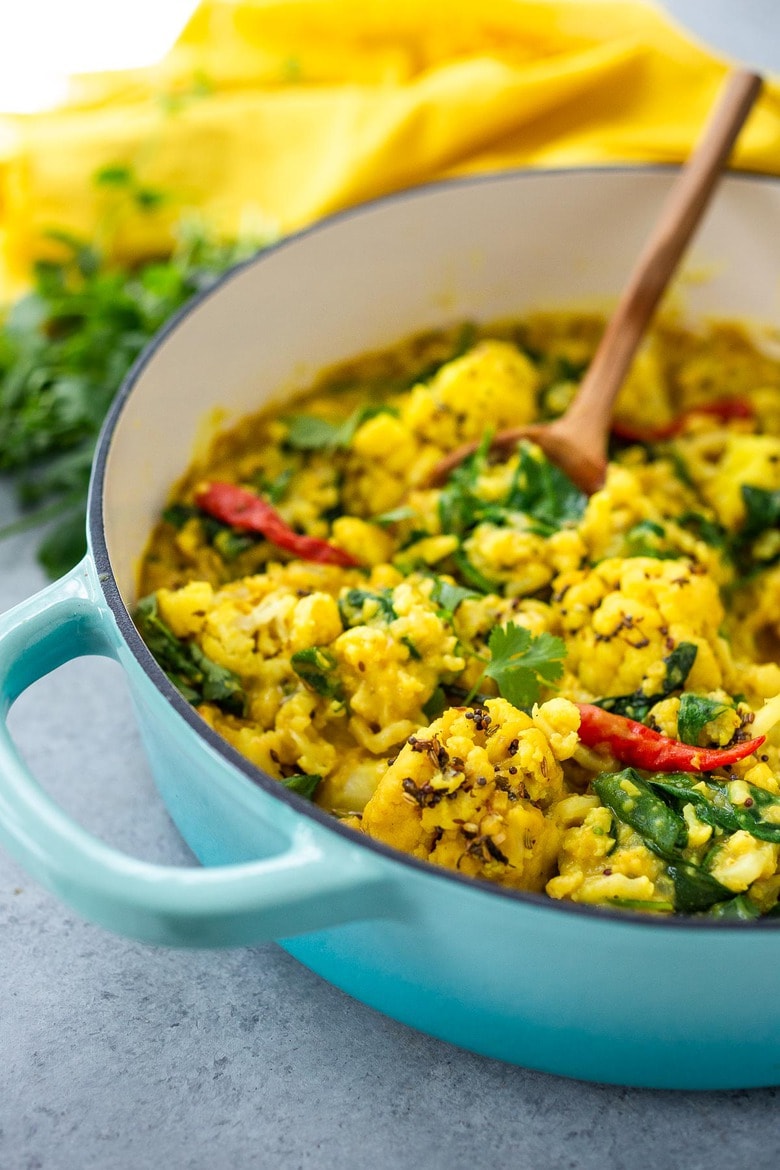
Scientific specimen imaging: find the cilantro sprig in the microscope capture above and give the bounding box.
[470,624,567,709]
[0,186,267,577]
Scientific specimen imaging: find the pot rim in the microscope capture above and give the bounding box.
[89,163,780,933]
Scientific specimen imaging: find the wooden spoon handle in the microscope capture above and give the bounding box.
[561,69,763,447]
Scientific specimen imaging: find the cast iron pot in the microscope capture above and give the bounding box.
[1,169,779,1091]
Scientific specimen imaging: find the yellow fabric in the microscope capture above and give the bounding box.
[2,0,780,296]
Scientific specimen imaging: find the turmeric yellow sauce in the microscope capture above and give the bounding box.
[138,313,780,918]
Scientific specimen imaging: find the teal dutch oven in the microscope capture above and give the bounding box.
[1,169,779,1091]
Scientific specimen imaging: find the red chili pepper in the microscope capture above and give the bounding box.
[611,397,754,444]
[575,703,765,773]
[195,481,360,567]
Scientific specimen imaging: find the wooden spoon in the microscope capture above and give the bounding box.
[428,69,763,493]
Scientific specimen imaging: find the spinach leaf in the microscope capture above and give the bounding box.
[677,693,732,746]
[372,505,417,527]
[666,861,733,914]
[718,782,780,844]
[624,520,678,560]
[189,644,246,713]
[596,642,698,722]
[645,772,780,845]
[741,485,780,540]
[677,510,729,550]
[282,773,322,800]
[134,594,245,715]
[430,577,479,616]
[504,442,587,534]
[257,466,294,505]
[199,514,256,562]
[290,646,343,700]
[284,404,399,451]
[593,769,688,857]
[401,636,422,660]
[705,894,760,920]
[162,503,198,530]
[437,433,492,539]
[450,550,499,595]
[422,686,447,722]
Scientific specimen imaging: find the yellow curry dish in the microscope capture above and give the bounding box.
[137,313,780,919]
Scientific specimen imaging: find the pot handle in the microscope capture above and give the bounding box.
[0,561,389,947]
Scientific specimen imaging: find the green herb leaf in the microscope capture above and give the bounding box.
[666,861,733,914]
[162,503,199,530]
[36,506,87,578]
[593,769,688,858]
[741,485,780,540]
[484,624,567,709]
[290,646,343,699]
[94,163,136,187]
[430,577,479,616]
[422,686,447,721]
[644,772,780,845]
[596,642,698,722]
[134,594,245,715]
[677,694,732,746]
[677,510,729,550]
[505,442,587,534]
[450,550,499,595]
[284,404,399,451]
[338,588,397,628]
[282,773,322,800]
[437,431,492,539]
[188,644,245,715]
[0,211,267,577]
[371,505,417,528]
[624,519,678,560]
[705,894,760,920]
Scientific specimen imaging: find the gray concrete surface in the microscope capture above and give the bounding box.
[1,481,779,1170]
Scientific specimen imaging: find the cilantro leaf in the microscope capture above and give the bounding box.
[483,624,567,708]
[0,204,268,577]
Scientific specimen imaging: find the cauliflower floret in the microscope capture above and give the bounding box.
[552,556,727,699]
[354,698,571,891]
[401,340,538,449]
[677,432,780,530]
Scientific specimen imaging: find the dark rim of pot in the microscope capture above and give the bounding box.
[89,164,780,932]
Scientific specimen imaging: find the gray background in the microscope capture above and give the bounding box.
[1,481,779,1170]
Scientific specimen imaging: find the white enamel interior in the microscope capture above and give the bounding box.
[100,168,780,603]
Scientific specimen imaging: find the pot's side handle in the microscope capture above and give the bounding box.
[0,562,390,947]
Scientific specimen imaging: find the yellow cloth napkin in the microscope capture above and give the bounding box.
[2,0,780,296]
